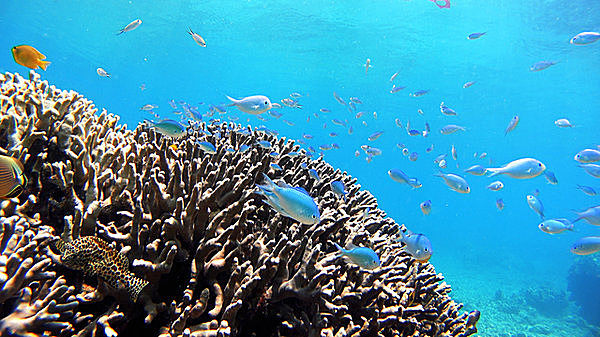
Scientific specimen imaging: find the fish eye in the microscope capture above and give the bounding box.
[312,215,316,219]
[538,163,542,167]
[264,101,268,105]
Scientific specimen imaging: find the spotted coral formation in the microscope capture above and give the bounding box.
[0,70,479,336]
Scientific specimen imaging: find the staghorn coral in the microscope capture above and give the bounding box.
[0,70,479,336]
[0,216,78,336]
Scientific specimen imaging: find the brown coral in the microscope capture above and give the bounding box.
[0,70,479,337]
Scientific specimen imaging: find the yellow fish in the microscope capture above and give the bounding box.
[0,155,27,199]
[11,45,51,70]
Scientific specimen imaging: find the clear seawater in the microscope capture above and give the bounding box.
[2,1,599,335]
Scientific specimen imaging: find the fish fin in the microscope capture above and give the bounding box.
[260,173,276,189]
[333,243,346,254]
[225,95,238,106]
[486,168,500,177]
[556,219,575,231]
[116,30,124,35]
[126,273,149,302]
[38,61,50,71]
[53,238,67,254]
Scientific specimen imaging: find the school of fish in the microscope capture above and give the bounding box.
[8,7,600,273]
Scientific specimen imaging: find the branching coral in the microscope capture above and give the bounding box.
[0,70,479,336]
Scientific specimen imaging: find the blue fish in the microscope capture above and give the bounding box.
[410,90,429,97]
[440,102,457,115]
[576,185,597,196]
[257,140,272,149]
[239,144,250,153]
[440,124,466,135]
[390,85,406,93]
[196,141,216,154]
[334,243,380,270]
[529,60,557,72]
[397,229,433,263]
[144,119,187,138]
[465,165,487,176]
[388,169,421,188]
[573,205,600,226]
[571,237,600,255]
[308,169,320,181]
[467,32,486,40]
[538,219,574,234]
[420,200,432,215]
[526,194,544,219]
[256,173,320,225]
[330,181,346,201]
[544,170,558,185]
[570,32,600,45]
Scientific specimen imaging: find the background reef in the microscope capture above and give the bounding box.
[0,71,479,336]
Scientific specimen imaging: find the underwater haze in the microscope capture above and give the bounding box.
[2,0,600,335]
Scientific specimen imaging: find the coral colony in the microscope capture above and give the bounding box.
[0,70,479,336]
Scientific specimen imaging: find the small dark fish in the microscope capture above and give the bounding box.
[505,116,519,135]
[467,32,486,40]
[463,81,476,88]
[333,92,346,105]
[530,61,557,72]
[410,90,429,97]
[496,198,505,211]
[390,85,406,93]
[576,184,597,196]
[544,170,558,185]
[440,102,457,116]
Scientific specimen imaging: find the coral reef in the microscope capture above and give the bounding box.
[0,70,479,336]
[568,256,600,326]
[519,286,568,318]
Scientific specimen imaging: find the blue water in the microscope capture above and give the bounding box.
[2,0,599,335]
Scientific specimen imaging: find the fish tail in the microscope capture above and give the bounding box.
[38,61,50,71]
[486,168,500,177]
[333,243,346,254]
[125,272,149,302]
[225,95,237,106]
